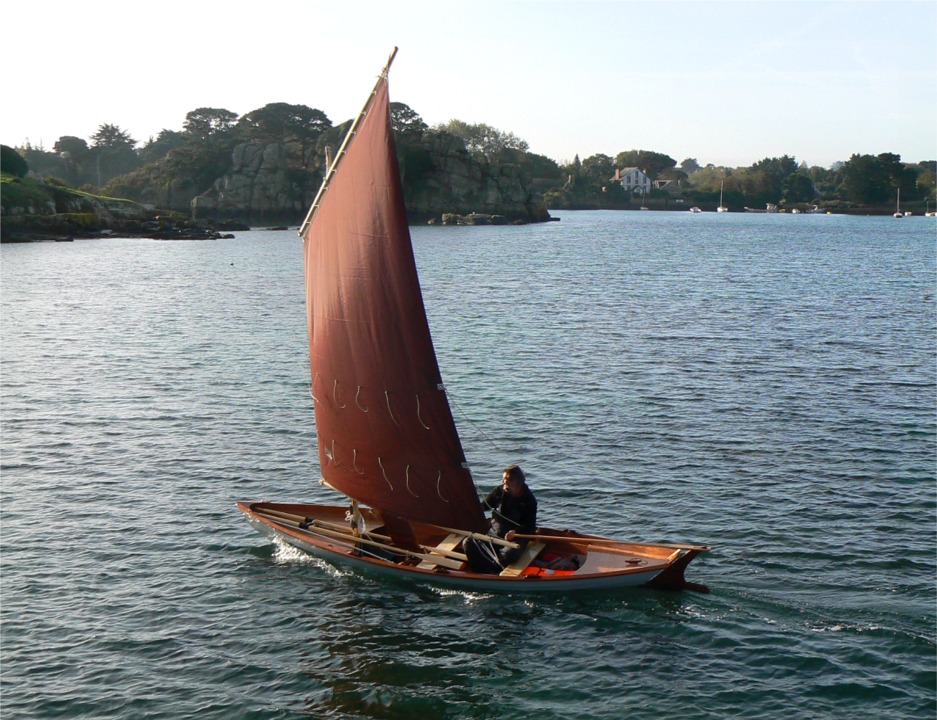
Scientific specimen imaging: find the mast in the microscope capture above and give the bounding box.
[299,47,399,237]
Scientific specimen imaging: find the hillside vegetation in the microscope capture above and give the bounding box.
[5,100,936,238]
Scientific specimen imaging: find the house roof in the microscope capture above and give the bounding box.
[611,167,651,182]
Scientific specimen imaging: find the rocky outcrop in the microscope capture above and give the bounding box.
[191,142,317,222]
[0,176,235,242]
[191,130,551,224]
[405,132,550,223]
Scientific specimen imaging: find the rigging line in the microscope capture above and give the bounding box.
[446,388,501,452]
[472,535,505,569]
[490,506,524,530]
[290,523,395,564]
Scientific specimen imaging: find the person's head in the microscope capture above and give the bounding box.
[501,464,527,496]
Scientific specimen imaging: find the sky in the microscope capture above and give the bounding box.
[3,0,935,169]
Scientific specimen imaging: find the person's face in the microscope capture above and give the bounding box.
[503,473,521,496]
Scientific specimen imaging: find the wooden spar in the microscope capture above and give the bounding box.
[422,546,469,562]
[253,507,392,542]
[513,533,710,552]
[255,507,467,562]
[252,508,465,569]
[298,46,399,237]
[431,524,519,549]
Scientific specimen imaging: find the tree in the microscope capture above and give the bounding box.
[237,103,331,167]
[513,152,562,184]
[238,103,330,142]
[741,155,799,204]
[580,154,615,187]
[876,152,920,200]
[614,150,676,179]
[841,154,891,204]
[53,136,90,185]
[434,120,529,161]
[1,144,28,177]
[90,123,140,186]
[390,102,427,136]
[807,164,841,198]
[91,123,136,150]
[687,165,725,193]
[15,142,67,181]
[183,108,239,144]
[914,161,936,202]
[139,130,188,164]
[782,172,815,203]
[680,158,700,172]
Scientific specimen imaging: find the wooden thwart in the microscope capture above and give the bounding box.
[417,533,467,570]
[499,541,546,577]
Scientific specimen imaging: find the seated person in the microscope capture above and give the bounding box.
[464,464,538,573]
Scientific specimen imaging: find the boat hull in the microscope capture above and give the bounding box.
[237,501,708,594]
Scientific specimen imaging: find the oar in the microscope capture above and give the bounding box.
[255,506,393,542]
[252,509,464,570]
[432,525,519,549]
[513,533,710,552]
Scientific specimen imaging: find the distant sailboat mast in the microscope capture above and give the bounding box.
[717,177,728,212]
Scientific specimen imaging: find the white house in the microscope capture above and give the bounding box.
[613,167,652,196]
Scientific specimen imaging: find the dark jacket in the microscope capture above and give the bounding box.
[482,484,537,538]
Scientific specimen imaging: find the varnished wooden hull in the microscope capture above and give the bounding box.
[237,501,709,594]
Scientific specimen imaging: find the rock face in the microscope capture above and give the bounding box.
[191,131,550,224]
[403,132,550,223]
[191,142,314,222]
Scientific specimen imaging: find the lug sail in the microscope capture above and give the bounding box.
[301,57,486,533]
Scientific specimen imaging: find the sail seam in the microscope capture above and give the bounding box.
[436,471,449,503]
[377,457,394,490]
[405,465,419,497]
[384,391,401,427]
[416,394,430,429]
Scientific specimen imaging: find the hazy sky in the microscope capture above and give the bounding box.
[4,0,935,169]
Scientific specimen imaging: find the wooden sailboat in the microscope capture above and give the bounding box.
[237,49,709,593]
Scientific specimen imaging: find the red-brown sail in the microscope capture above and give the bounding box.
[301,68,486,533]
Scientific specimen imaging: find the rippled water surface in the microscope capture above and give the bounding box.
[2,211,934,719]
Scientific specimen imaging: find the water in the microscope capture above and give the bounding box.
[1,211,934,719]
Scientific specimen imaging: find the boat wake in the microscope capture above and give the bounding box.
[271,537,348,576]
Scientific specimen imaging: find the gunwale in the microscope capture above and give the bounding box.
[236,501,708,594]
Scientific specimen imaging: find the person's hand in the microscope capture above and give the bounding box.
[505,530,516,542]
